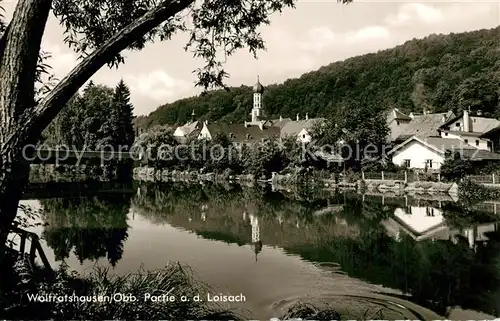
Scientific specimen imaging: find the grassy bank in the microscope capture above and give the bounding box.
[1,254,239,319]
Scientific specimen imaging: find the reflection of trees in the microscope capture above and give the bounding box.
[291,201,500,318]
[40,193,131,266]
[132,182,500,317]
[131,182,361,248]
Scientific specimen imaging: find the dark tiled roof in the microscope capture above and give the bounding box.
[440,112,500,133]
[281,118,326,138]
[393,113,451,141]
[480,125,500,138]
[268,118,292,128]
[206,123,280,144]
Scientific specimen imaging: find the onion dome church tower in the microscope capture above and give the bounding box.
[248,76,265,124]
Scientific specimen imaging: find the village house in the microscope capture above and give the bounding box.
[382,203,499,249]
[173,110,203,143]
[387,109,455,144]
[386,108,412,142]
[280,114,325,143]
[385,108,500,170]
[437,110,500,151]
[197,77,282,144]
[388,136,500,170]
[195,77,325,145]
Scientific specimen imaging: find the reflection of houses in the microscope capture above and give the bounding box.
[382,205,448,242]
[462,223,499,249]
[381,205,500,249]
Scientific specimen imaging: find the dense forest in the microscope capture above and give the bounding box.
[43,80,135,151]
[137,26,500,129]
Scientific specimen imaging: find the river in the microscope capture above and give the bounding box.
[15,181,500,319]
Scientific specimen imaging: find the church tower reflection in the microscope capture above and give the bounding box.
[246,212,262,261]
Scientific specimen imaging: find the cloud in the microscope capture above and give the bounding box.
[42,44,78,77]
[299,27,336,52]
[124,70,194,103]
[352,26,390,41]
[300,25,390,54]
[385,3,444,26]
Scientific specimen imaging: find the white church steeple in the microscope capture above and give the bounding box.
[251,76,264,123]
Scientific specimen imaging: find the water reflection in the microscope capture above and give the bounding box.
[40,193,132,266]
[29,181,500,318]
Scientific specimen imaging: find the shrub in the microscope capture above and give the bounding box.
[458,179,500,203]
[2,260,241,320]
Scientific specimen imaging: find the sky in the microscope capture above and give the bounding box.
[2,1,500,116]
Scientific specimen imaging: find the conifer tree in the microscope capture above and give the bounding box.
[111,80,135,150]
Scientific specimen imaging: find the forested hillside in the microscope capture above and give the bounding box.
[139,26,500,129]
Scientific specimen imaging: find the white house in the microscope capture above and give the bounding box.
[173,117,202,142]
[389,135,500,170]
[386,108,412,142]
[389,136,462,170]
[280,114,325,143]
[438,110,500,151]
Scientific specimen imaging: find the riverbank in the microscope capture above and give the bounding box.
[132,166,459,196]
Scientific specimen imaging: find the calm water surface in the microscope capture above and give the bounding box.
[17,182,500,319]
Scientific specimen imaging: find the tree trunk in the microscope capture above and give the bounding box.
[0,0,52,248]
[0,0,194,249]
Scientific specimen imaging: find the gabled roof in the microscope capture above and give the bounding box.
[480,125,500,139]
[440,112,500,133]
[387,108,411,123]
[177,121,202,136]
[280,118,326,138]
[392,112,454,142]
[205,122,280,143]
[389,136,472,156]
[382,216,449,242]
[389,135,500,161]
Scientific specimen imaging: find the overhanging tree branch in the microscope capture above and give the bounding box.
[25,0,195,142]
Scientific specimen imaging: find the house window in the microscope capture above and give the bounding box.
[403,159,411,168]
[406,206,412,214]
[396,121,400,125]
[464,139,468,144]
[476,140,480,146]
[426,207,435,217]
[455,122,460,127]
[302,134,306,139]
[425,159,432,168]
[444,132,448,136]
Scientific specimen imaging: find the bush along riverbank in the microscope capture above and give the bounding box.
[458,179,500,204]
[132,166,459,195]
[1,249,354,320]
